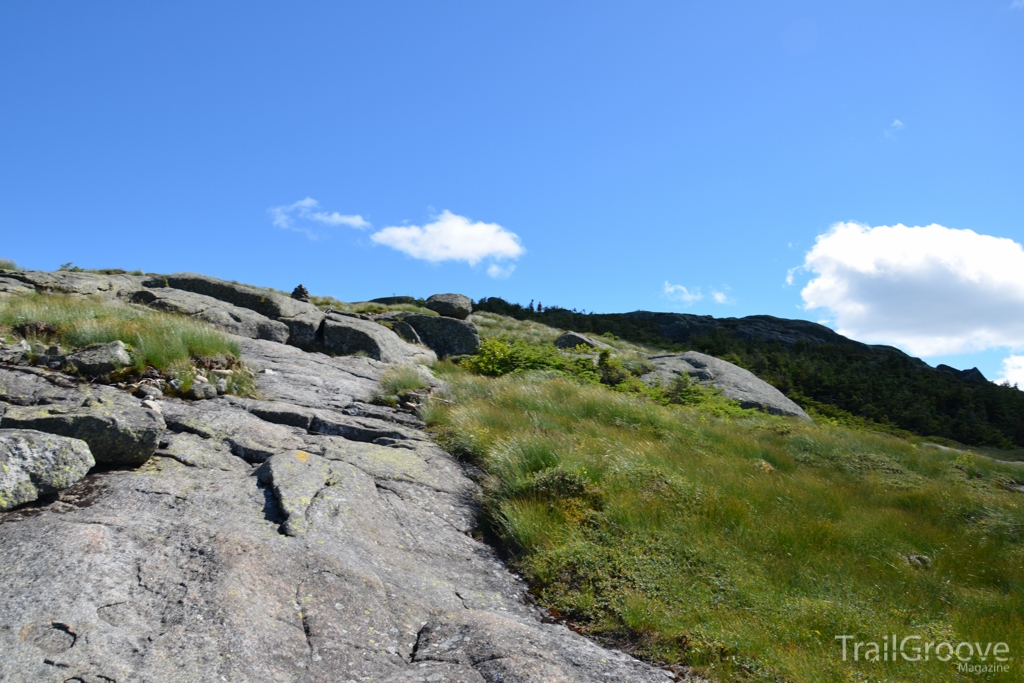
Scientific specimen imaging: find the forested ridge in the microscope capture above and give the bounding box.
[474,297,1024,448]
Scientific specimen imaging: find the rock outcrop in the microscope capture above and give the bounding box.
[322,312,436,364]
[425,293,472,320]
[644,351,810,419]
[0,329,676,683]
[131,287,291,342]
[66,340,133,376]
[0,429,94,510]
[144,273,325,348]
[0,367,167,464]
[400,314,481,358]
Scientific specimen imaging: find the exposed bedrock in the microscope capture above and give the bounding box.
[0,327,686,682]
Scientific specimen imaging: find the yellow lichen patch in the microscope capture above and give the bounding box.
[295,450,309,462]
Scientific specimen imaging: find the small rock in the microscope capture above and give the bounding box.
[134,385,163,400]
[211,369,233,378]
[186,382,218,401]
[141,399,162,414]
[291,284,311,302]
[906,554,931,568]
[425,293,473,320]
[262,368,276,375]
[67,340,132,377]
[216,378,228,395]
[194,375,209,384]
[0,429,95,511]
[168,378,183,391]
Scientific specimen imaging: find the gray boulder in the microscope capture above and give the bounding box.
[144,273,325,348]
[555,331,611,350]
[644,351,810,419]
[322,313,435,364]
[66,340,132,376]
[131,288,290,342]
[425,293,472,320]
[401,313,480,358]
[0,429,94,511]
[0,368,167,465]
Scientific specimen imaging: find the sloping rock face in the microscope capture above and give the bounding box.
[0,429,94,510]
[144,273,325,348]
[645,351,810,419]
[0,334,677,682]
[131,287,291,342]
[322,313,436,364]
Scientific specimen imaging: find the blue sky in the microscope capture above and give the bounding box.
[2,2,1023,380]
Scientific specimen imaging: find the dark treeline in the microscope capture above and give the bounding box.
[474,297,1024,448]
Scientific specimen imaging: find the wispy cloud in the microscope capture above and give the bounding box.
[885,119,905,139]
[795,221,1024,356]
[487,263,516,279]
[711,287,735,305]
[370,210,524,278]
[663,282,703,305]
[269,197,369,239]
[1012,0,1024,9]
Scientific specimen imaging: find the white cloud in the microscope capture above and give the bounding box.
[796,222,1024,356]
[994,356,1024,386]
[711,286,735,305]
[663,282,702,304]
[891,119,904,130]
[487,263,516,279]
[269,197,369,239]
[370,210,524,267]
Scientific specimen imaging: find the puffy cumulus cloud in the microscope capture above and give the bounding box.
[663,282,702,304]
[994,356,1024,386]
[797,222,1024,356]
[269,197,369,239]
[370,211,524,270]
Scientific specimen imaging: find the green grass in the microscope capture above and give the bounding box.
[426,362,1024,683]
[0,292,253,394]
[378,364,432,395]
[0,258,22,271]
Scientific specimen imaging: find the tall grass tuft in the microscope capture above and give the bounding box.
[0,258,22,271]
[0,292,241,373]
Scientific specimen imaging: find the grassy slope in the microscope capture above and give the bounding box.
[426,313,1024,683]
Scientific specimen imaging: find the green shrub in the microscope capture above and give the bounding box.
[0,258,21,271]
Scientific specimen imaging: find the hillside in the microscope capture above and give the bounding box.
[475,298,1024,449]
[2,267,1023,683]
